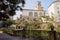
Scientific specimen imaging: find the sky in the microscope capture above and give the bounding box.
[13,0,55,20]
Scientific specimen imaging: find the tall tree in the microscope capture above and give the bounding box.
[0,0,25,21]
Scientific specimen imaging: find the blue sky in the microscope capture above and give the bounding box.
[13,0,54,20]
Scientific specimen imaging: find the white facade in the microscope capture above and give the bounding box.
[22,2,45,18]
[48,1,60,22]
[22,9,45,17]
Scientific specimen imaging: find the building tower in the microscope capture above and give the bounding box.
[35,1,43,10]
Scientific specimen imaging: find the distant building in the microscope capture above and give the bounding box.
[14,1,48,29]
[21,1,46,20]
[48,0,60,27]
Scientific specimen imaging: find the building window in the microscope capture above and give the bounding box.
[58,15,60,17]
[16,26,21,29]
[29,12,33,16]
[58,25,60,27]
[51,12,53,15]
[39,13,42,16]
[57,7,59,9]
[34,12,38,16]
[59,18,60,20]
[58,11,60,14]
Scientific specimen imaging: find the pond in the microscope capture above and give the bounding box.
[1,30,60,40]
[0,30,50,40]
[0,33,37,40]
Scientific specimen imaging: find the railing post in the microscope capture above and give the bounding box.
[22,26,26,38]
[49,25,57,40]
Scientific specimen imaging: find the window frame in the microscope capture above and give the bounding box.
[34,12,38,17]
[29,12,33,16]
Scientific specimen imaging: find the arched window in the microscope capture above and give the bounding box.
[29,12,33,16]
[39,12,42,16]
[34,12,38,16]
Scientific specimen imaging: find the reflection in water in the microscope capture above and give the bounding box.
[0,33,35,40]
[0,30,50,40]
[0,33,21,40]
[0,38,12,40]
[0,30,60,40]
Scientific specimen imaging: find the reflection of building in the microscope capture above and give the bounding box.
[48,0,60,27]
[10,24,24,30]
[21,1,46,20]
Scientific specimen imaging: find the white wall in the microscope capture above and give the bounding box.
[48,2,60,22]
[22,10,45,17]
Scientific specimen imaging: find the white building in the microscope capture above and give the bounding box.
[21,1,46,19]
[48,0,60,27]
